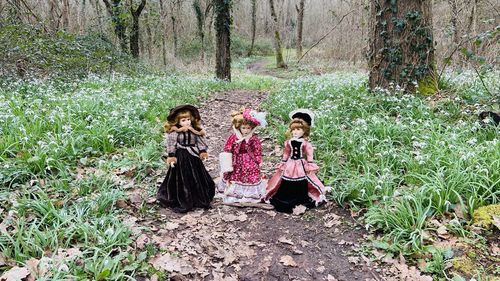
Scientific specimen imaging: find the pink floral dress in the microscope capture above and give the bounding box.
[217,133,266,203]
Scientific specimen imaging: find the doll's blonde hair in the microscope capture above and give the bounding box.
[285,118,310,140]
[164,110,202,132]
[231,108,257,129]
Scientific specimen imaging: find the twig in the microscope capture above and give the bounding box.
[297,10,354,64]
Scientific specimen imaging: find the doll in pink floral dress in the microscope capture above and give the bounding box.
[218,108,267,203]
[265,109,329,213]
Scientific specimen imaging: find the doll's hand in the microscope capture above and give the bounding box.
[200,152,208,160]
[167,157,177,165]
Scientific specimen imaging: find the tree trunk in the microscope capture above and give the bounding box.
[368,0,436,94]
[295,0,305,60]
[79,0,87,34]
[193,0,205,63]
[170,0,180,57]
[159,0,168,67]
[448,0,459,46]
[248,0,257,56]
[269,0,286,68]
[61,0,70,31]
[49,0,60,31]
[144,9,152,60]
[93,0,104,33]
[214,0,231,81]
[129,0,147,58]
[102,0,128,52]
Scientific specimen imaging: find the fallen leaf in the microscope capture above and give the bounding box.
[316,265,325,273]
[0,266,30,281]
[222,213,248,222]
[324,219,341,228]
[278,236,294,245]
[293,248,303,255]
[327,274,338,281]
[165,222,180,230]
[348,256,360,264]
[149,253,196,275]
[279,255,297,267]
[491,243,499,256]
[292,205,307,216]
[492,215,500,230]
[265,211,276,217]
[0,253,6,267]
[136,234,149,249]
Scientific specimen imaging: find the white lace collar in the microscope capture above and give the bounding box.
[233,126,253,143]
[290,137,305,143]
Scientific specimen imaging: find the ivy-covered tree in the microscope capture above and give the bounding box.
[214,0,231,81]
[129,0,146,58]
[368,0,436,94]
[102,0,128,52]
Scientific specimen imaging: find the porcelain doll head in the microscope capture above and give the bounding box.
[286,119,310,140]
[231,108,267,136]
[165,104,202,132]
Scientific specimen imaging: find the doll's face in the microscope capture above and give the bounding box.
[291,127,304,138]
[240,124,252,136]
[179,117,192,127]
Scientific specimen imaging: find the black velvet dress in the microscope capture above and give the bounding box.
[157,130,215,213]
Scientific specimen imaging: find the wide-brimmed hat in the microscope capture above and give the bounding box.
[167,104,201,122]
[289,109,315,127]
[242,108,267,128]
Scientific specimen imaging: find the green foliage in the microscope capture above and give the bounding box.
[264,71,499,254]
[0,72,276,279]
[0,24,149,79]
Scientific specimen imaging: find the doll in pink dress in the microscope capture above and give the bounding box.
[264,109,329,213]
[218,108,267,203]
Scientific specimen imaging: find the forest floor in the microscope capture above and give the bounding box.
[120,89,434,281]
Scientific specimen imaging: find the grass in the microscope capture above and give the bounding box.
[0,73,276,279]
[263,70,499,255]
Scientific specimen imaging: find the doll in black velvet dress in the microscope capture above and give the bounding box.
[157,104,215,213]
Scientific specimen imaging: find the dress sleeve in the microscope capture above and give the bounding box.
[250,136,262,165]
[224,134,236,153]
[195,134,208,153]
[281,140,291,162]
[167,132,178,157]
[304,141,319,173]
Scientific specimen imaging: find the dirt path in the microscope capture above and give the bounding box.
[122,90,391,281]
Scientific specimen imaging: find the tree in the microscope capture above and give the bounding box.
[129,0,146,58]
[214,0,231,81]
[247,0,257,56]
[193,0,213,63]
[368,0,436,94]
[295,0,305,59]
[268,0,286,68]
[102,0,128,52]
[159,0,168,66]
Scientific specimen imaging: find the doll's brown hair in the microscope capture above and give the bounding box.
[285,118,310,140]
[164,110,202,132]
[231,108,257,129]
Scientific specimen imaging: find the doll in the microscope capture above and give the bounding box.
[264,109,329,213]
[157,104,215,213]
[217,108,267,204]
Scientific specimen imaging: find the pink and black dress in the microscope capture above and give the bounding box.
[265,137,327,213]
[217,130,266,203]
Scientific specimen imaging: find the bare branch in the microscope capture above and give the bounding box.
[297,9,354,64]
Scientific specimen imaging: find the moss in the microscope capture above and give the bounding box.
[417,74,438,95]
[472,204,500,229]
[452,257,476,275]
